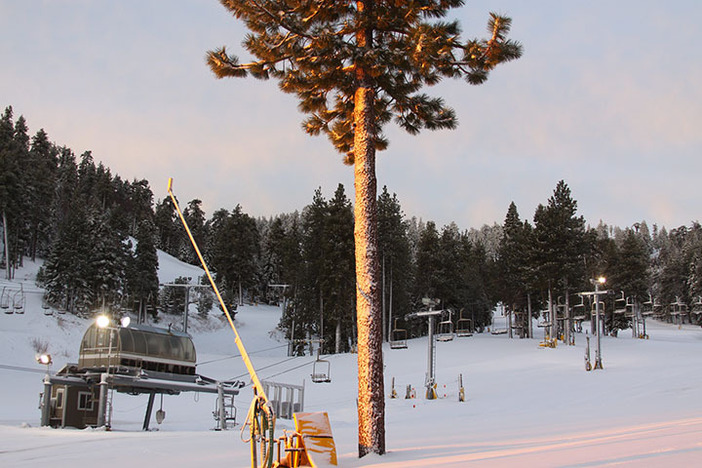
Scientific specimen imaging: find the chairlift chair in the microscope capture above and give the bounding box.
[690,297,702,325]
[613,291,626,315]
[625,296,635,318]
[691,296,702,315]
[41,295,53,315]
[57,297,68,315]
[13,291,25,314]
[1,288,11,314]
[436,310,454,342]
[572,296,586,333]
[641,296,654,316]
[591,300,605,317]
[311,349,331,383]
[537,308,552,329]
[573,296,587,320]
[669,297,688,325]
[389,318,408,349]
[456,309,473,337]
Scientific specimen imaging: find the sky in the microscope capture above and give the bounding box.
[1,1,700,230]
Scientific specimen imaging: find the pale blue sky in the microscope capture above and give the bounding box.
[1,1,700,230]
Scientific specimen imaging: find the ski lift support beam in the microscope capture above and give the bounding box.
[579,283,609,370]
[408,307,443,399]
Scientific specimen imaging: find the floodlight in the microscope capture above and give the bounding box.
[120,316,131,328]
[96,315,110,328]
[37,353,52,365]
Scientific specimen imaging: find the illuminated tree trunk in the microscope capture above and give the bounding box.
[354,2,385,452]
[354,84,385,457]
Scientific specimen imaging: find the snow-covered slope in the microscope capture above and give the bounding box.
[156,249,206,285]
[2,257,702,467]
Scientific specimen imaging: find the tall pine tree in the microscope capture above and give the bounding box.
[207,1,521,456]
[377,186,412,341]
[497,202,533,331]
[323,184,356,353]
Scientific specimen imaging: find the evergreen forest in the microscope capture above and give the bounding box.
[2,106,701,354]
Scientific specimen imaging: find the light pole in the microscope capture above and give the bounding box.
[589,277,607,370]
[37,353,52,426]
[95,314,129,428]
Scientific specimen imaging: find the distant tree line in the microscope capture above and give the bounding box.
[0,106,159,316]
[2,106,701,345]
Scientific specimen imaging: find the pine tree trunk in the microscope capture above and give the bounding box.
[335,321,341,354]
[353,4,385,452]
[354,86,385,457]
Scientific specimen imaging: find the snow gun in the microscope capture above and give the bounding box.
[168,179,338,468]
[168,178,274,467]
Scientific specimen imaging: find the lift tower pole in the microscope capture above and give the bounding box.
[409,298,442,399]
[580,277,608,370]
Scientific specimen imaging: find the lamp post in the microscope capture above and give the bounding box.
[590,277,607,370]
[37,353,52,426]
[579,277,608,371]
[95,314,122,429]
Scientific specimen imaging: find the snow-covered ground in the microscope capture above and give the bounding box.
[2,255,702,467]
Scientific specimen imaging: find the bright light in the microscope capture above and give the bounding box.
[37,353,52,365]
[598,276,607,284]
[96,315,111,328]
[120,316,131,328]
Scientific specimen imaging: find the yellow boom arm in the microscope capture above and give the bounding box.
[167,178,269,403]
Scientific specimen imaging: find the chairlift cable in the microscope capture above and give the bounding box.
[197,344,289,365]
[227,355,304,381]
[263,359,321,381]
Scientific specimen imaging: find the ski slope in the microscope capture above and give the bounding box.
[1,257,702,467]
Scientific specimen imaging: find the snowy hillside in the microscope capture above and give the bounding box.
[2,257,702,467]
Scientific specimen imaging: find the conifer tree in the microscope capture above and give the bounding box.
[208,205,260,304]
[610,228,650,301]
[10,116,31,269]
[414,220,442,300]
[323,184,355,353]
[154,198,182,258]
[208,2,521,455]
[377,186,412,341]
[533,181,587,295]
[0,107,17,278]
[130,218,160,314]
[87,210,130,309]
[458,235,495,330]
[182,199,208,265]
[297,188,329,346]
[0,108,32,276]
[52,147,79,229]
[27,129,58,260]
[272,212,306,352]
[686,223,702,302]
[497,202,532,318]
[260,216,285,300]
[437,223,462,304]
